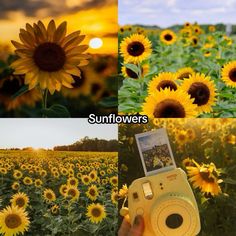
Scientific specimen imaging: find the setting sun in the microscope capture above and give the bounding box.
[89,37,103,49]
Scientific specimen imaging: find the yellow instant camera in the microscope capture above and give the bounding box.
[128,168,201,236]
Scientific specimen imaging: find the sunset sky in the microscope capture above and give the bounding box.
[0,0,117,54]
[119,0,236,27]
[0,119,118,149]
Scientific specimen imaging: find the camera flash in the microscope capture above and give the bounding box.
[142,182,153,200]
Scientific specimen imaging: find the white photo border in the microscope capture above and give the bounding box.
[135,128,176,176]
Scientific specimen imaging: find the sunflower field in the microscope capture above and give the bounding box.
[0,150,118,236]
[119,118,236,236]
[119,23,236,118]
[0,20,117,118]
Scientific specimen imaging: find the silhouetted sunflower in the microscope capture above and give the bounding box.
[11,20,90,94]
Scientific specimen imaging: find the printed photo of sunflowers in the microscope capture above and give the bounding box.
[0,119,118,235]
[119,0,236,118]
[0,0,117,117]
[119,118,236,236]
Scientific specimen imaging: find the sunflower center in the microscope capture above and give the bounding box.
[89,189,96,196]
[193,39,198,45]
[178,72,191,80]
[68,189,76,197]
[178,134,186,141]
[91,207,101,217]
[70,180,76,185]
[33,43,66,72]
[91,83,101,94]
[164,34,173,41]
[84,177,89,183]
[229,68,236,82]
[127,41,145,57]
[72,71,85,88]
[188,82,210,106]
[153,99,186,118]
[0,77,22,96]
[156,80,177,91]
[16,198,25,208]
[199,171,215,183]
[5,214,22,229]
[46,193,53,199]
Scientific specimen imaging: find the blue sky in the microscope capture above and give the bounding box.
[0,119,117,149]
[119,0,236,27]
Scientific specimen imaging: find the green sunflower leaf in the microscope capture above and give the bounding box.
[41,104,70,118]
[124,63,140,77]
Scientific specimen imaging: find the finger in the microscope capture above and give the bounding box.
[118,217,131,236]
[128,215,145,236]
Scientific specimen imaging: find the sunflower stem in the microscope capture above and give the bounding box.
[41,89,48,117]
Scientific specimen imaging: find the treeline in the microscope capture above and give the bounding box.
[54,137,118,152]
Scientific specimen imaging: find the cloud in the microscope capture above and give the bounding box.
[119,0,236,26]
[0,0,116,19]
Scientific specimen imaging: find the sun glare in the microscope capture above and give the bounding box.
[89,37,103,49]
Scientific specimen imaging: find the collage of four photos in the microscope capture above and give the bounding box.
[0,0,236,235]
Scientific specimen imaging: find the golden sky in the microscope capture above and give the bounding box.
[0,2,117,54]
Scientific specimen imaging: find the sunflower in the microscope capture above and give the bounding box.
[184,22,191,28]
[59,184,68,197]
[175,67,195,80]
[13,170,23,180]
[160,30,177,45]
[175,130,188,146]
[0,205,30,236]
[120,34,152,63]
[67,177,79,187]
[11,182,20,191]
[187,161,222,196]
[142,88,198,118]
[23,177,33,185]
[208,25,216,32]
[86,203,106,224]
[51,204,59,215]
[43,189,56,203]
[221,61,236,87]
[0,168,7,175]
[182,157,194,167]
[121,63,149,79]
[81,175,91,185]
[10,192,29,209]
[86,185,99,201]
[148,72,178,94]
[34,179,43,188]
[180,73,217,114]
[0,75,41,111]
[65,185,80,201]
[111,191,119,205]
[89,170,98,182]
[190,36,198,46]
[11,20,90,94]
[110,176,118,187]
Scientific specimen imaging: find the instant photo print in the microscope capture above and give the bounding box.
[135,128,176,176]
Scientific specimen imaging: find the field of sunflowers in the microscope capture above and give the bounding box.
[119,23,236,118]
[0,150,118,236]
[0,20,117,118]
[119,118,236,236]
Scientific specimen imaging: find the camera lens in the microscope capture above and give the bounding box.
[166,213,183,229]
